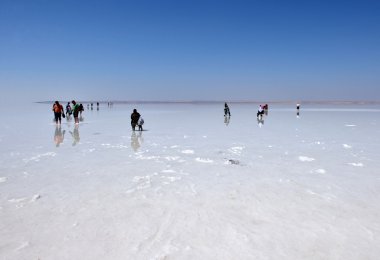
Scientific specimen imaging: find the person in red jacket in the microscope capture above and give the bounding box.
[52,101,64,124]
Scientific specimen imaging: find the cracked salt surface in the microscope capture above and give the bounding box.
[1,103,380,259]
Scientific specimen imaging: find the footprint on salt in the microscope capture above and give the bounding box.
[348,162,364,167]
[298,156,315,162]
[343,144,352,149]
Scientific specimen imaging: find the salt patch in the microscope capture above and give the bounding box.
[162,176,181,182]
[348,162,364,167]
[8,197,27,203]
[345,124,356,127]
[15,241,30,251]
[298,156,315,162]
[229,146,244,154]
[165,156,180,161]
[0,177,7,183]
[306,190,317,195]
[343,144,352,149]
[226,159,240,165]
[23,152,57,163]
[162,169,176,173]
[315,169,326,174]
[181,150,194,154]
[31,194,41,202]
[195,157,214,163]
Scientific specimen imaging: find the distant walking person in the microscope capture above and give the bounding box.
[131,109,141,131]
[296,103,300,118]
[224,103,231,116]
[52,101,64,124]
[72,100,80,124]
[257,105,264,119]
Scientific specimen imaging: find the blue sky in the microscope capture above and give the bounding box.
[0,0,379,102]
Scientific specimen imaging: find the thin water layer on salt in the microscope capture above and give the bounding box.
[1,103,380,259]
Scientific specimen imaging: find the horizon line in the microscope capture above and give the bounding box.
[36,100,380,105]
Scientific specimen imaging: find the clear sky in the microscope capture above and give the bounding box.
[0,0,379,103]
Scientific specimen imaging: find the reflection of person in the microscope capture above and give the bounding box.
[131,109,141,131]
[224,115,230,126]
[52,101,64,124]
[69,125,80,146]
[131,131,141,152]
[224,103,231,116]
[257,117,264,128]
[72,100,80,124]
[54,126,65,147]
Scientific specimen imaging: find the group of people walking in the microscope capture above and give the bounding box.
[53,101,145,131]
[224,102,269,119]
[53,101,300,131]
[52,100,83,124]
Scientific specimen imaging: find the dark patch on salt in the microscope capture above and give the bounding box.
[228,159,240,165]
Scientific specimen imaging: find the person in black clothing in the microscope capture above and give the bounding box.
[79,103,84,116]
[224,103,231,116]
[131,109,141,131]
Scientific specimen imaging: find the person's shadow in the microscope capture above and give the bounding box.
[131,131,143,152]
[69,125,80,146]
[54,126,65,147]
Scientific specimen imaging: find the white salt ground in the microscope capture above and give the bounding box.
[0,103,380,260]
